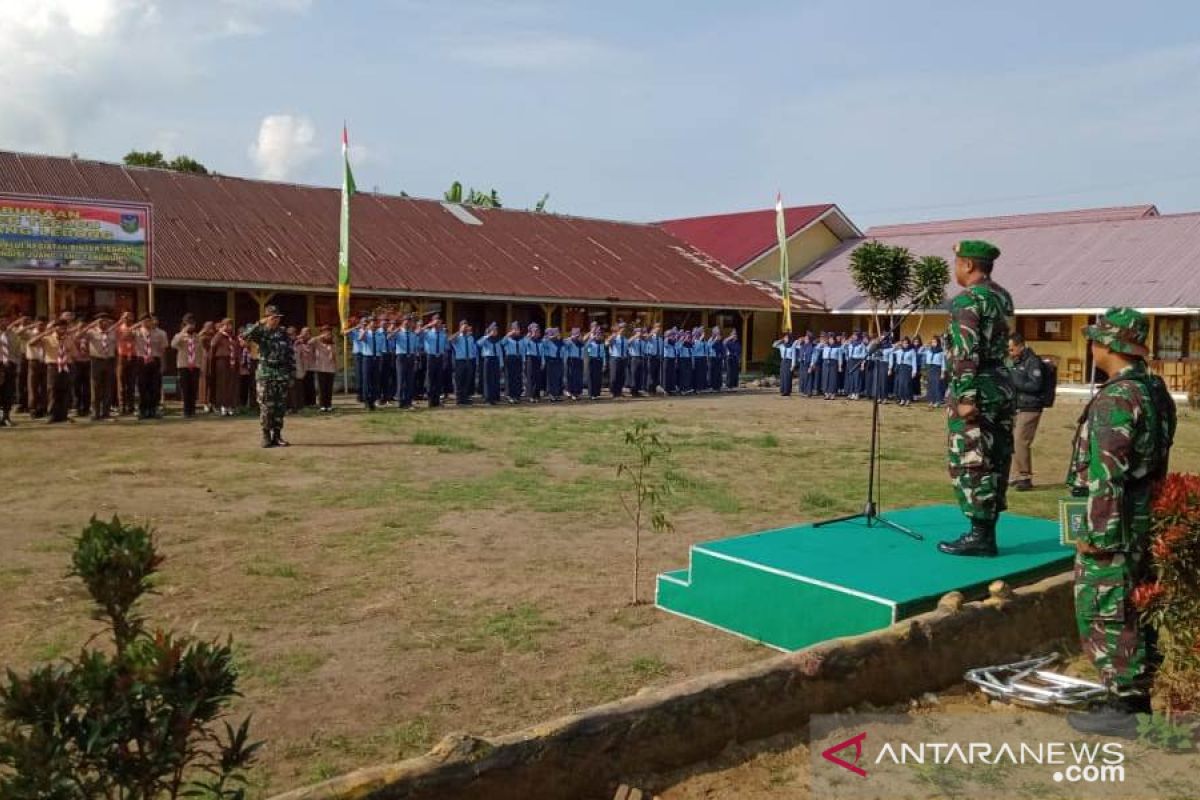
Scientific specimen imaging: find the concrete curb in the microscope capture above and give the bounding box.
[270,571,1075,800]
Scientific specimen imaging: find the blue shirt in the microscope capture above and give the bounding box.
[926,348,945,368]
[520,336,543,361]
[628,337,644,357]
[357,327,377,357]
[663,341,677,358]
[848,342,868,359]
[351,329,363,355]
[723,337,741,359]
[711,338,725,358]
[393,330,420,355]
[477,335,503,358]
[585,339,607,362]
[774,339,795,361]
[423,329,448,356]
[824,345,844,365]
[643,335,661,357]
[500,335,523,358]
[373,328,391,354]
[608,335,628,358]
[540,339,562,360]
[451,334,478,360]
[896,348,918,370]
[562,339,584,360]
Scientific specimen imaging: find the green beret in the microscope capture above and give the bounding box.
[955,240,1001,262]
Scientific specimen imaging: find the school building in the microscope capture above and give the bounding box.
[663,203,1200,390]
[0,150,778,370]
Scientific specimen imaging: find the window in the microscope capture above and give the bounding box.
[1154,316,1191,360]
[1020,315,1073,343]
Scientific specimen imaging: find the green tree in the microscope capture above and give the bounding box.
[849,241,912,337]
[909,255,950,339]
[533,193,550,213]
[443,180,464,203]
[617,422,675,606]
[123,150,209,174]
[0,516,259,799]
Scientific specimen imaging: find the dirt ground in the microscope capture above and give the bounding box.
[1,390,1196,796]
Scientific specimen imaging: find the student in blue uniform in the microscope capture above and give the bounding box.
[521,322,543,403]
[911,334,925,400]
[628,327,645,397]
[661,329,678,395]
[924,334,946,408]
[891,336,917,406]
[422,317,449,408]
[709,326,725,391]
[673,330,690,394]
[393,314,419,409]
[585,327,606,399]
[845,332,867,400]
[376,319,394,406]
[772,332,795,396]
[541,327,564,401]
[351,316,366,403]
[723,329,741,390]
[562,327,584,400]
[607,321,628,398]
[644,323,663,395]
[475,322,503,405]
[356,316,378,410]
[500,321,524,404]
[794,333,812,396]
[821,333,843,400]
[413,318,427,402]
[687,327,705,392]
[449,320,477,406]
[880,336,896,402]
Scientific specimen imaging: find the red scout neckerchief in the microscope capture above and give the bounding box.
[227,332,237,369]
[57,335,69,373]
[0,331,8,364]
[186,334,197,367]
[142,329,153,362]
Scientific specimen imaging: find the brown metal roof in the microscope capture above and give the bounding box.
[0,151,778,310]
[800,206,1200,313]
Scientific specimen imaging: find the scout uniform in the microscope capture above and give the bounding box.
[243,306,295,447]
[312,328,337,412]
[116,315,139,415]
[172,327,203,417]
[773,334,795,396]
[584,330,606,399]
[607,323,628,398]
[289,332,311,413]
[476,323,504,405]
[393,317,420,409]
[35,322,75,423]
[208,323,240,415]
[522,323,544,402]
[134,318,169,419]
[451,322,479,405]
[723,331,741,390]
[71,323,91,416]
[938,240,1017,557]
[1065,308,1176,734]
[501,323,524,403]
[562,329,584,400]
[423,320,449,407]
[0,318,19,425]
[542,328,564,400]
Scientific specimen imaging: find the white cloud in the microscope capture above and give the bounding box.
[0,0,310,156]
[249,114,318,181]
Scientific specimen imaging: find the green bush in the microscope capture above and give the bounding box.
[0,516,260,799]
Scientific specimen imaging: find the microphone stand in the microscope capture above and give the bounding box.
[813,300,927,540]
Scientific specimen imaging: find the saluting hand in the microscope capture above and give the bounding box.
[955,401,977,421]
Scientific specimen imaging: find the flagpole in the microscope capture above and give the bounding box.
[775,193,792,333]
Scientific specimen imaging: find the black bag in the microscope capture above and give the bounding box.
[1039,358,1058,408]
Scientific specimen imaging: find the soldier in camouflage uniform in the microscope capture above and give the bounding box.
[243,306,295,448]
[938,240,1016,557]
[1065,307,1176,736]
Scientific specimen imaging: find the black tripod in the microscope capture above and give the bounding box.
[813,302,924,540]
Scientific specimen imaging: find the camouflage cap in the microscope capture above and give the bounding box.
[264,305,284,318]
[955,240,1001,262]
[1083,307,1149,358]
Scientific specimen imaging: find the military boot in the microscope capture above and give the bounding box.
[1066,693,1150,739]
[937,518,998,557]
[262,429,276,448]
[272,429,289,447]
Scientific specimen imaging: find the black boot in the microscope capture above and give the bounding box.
[262,430,276,448]
[272,429,289,447]
[1067,694,1151,739]
[937,518,998,557]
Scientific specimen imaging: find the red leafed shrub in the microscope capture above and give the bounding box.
[1141,474,1200,714]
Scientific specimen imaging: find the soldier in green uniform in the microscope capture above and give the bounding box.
[243,306,295,448]
[938,240,1016,557]
[1065,307,1176,736]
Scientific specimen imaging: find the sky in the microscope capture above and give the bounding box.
[4,0,1200,229]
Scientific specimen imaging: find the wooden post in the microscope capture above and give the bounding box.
[147,282,155,313]
[505,302,513,328]
[541,303,557,329]
[446,298,456,326]
[609,307,616,330]
[47,278,56,316]
[306,294,316,329]
[225,289,236,320]
[249,290,275,318]
[701,309,710,329]
[741,312,750,373]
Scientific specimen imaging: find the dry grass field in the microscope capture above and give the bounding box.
[1,390,1195,795]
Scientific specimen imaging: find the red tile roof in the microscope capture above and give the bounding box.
[658,204,836,269]
[0,151,778,310]
[802,206,1200,313]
